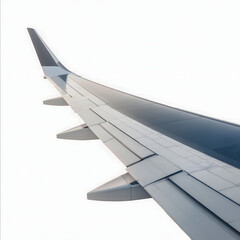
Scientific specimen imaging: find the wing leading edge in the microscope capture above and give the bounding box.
[28,28,240,240]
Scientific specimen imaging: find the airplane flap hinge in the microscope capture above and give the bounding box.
[87,173,151,201]
[43,96,68,106]
[57,124,98,140]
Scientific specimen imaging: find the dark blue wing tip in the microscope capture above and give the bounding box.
[27,28,58,67]
[27,28,36,33]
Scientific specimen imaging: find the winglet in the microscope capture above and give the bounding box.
[27,28,70,76]
[27,28,60,66]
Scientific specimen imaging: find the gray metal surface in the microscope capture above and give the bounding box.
[87,173,151,201]
[170,172,240,231]
[89,97,105,106]
[93,104,124,119]
[43,96,68,106]
[42,66,70,77]
[77,109,105,127]
[50,76,79,97]
[145,179,240,240]
[89,125,113,143]
[63,95,88,105]
[110,119,144,139]
[91,106,116,121]
[191,170,234,191]
[127,155,180,186]
[231,219,240,233]
[208,167,240,185]
[71,99,96,112]
[100,122,154,159]
[221,187,240,205]
[137,137,187,164]
[66,76,96,97]
[105,138,140,166]
[57,124,98,140]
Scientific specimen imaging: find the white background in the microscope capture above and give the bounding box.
[2,1,240,240]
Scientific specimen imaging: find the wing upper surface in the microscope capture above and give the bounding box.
[28,28,240,240]
[49,72,240,239]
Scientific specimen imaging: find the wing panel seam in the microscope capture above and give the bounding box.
[167,176,240,234]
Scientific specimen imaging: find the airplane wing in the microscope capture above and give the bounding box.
[28,28,240,240]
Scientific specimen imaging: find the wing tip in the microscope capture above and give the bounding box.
[27,27,59,67]
[27,27,35,33]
